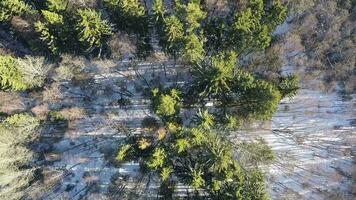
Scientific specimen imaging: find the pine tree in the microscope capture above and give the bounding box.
[190,169,205,189]
[160,166,173,181]
[194,109,214,130]
[103,0,146,32]
[75,8,113,53]
[156,94,178,117]
[278,74,300,98]
[46,0,68,12]
[182,34,205,64]
[152,0,165,20]
[197,51,237,96]
[264,0,287,30]
[238,80,282,120]
[0,55,48,91]
[0,0,33,22]
[161,15,184,55]
[115,144,132,162]
[0,55,27,91]
[148,148,166,169]
[34,10,66,54]
[153,88,181,118]
[181,2,206,33]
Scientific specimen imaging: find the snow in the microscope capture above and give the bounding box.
[34,20,355,200]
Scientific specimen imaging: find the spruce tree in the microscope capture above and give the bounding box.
[75,8,113,53]
[0,0,33,22]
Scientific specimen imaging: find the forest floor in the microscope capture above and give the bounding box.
[28,56,354,200]
[0,23,354,200]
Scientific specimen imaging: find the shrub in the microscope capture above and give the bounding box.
[17,56,49,89]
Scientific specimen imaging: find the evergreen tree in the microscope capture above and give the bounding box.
[46,0,68,12]
[181,2,207,33]
[0,55,27,91]
[237,80,282,120]
[34,10,68,54]
[0,114,40,200]
[152,0,165,21]
[161,15,184,56]
[264,0,287,30]
[0,0,33,22]
[182,34,205,64]
[116,121,272,199]
[0,56,48,91]
[196,51,237,96]
[75,9,113,53]
[152,88,181,118]
[277,74,300,98]
[103,0,146,31]
[148,147,166,169]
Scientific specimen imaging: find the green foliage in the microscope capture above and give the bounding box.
[76,9,113,52]
[152,0,165,20]
[232,7,272,50]
[34,10,67,54]
[0,55,48,91]
[242,169,269,200]
[115,144,132,162]
[233,8,256,34]
[224,115,242,130]
[160,166,173,181]
[174,138,190,153]
[119,112,270,199]
[118,0,145,17]
[104,0,146,30]
[0,114,40,200]
[42,10,63,24]
[194,109,214,130]
[0,55,27,91]
[35,6,112,55]
[189,128,205,145]
[46,0,68,12]
[197,51,237,96]
[153,88,181,118]
[278,74,300,98]
[48,111,66,122]
[238,80,282,120]
[193,53,284,120]
[0,0,33,22]
[190,169,205,189]
[205,135,232,173]
[181,2,206,33]
[182,34,205,64]
[264,0,287,30]
[148,147,166,169]
[240,138,275,164]
[162,15,184,53]
[137,138,151,150]
[156,95,178,117]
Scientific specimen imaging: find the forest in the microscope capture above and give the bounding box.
[0,0,355,200]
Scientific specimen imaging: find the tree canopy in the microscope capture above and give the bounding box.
[0,114,40,200]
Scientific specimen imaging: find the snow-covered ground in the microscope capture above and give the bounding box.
[32,21,355,199]
[265,89,355,200]
[37,58,354,199]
